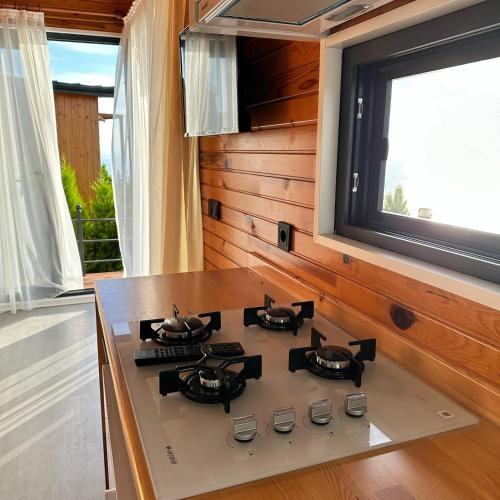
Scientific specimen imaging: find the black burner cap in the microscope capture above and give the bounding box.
[160,315,204,333]
[266,307,295,317]
[263,307,296,325]
[317,345,352,362]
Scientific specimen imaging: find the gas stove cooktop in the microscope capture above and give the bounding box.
[113,305,477,500]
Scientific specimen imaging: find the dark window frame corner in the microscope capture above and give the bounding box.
[334,0,500,284]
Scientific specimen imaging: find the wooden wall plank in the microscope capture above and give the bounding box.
[246,41,319,83]
[203,245,238,270]
[201,185,314,233]
[200,169,315,207]
[199,124,317,153]
[54,92,101,201]
[203,215,250,251]
[200,152,316,180]
[202,201,277,244]
[204,259,218,271]
[241,38,290,62]
[249,92,319,129]
[246,60,319,106]
[203,229,248,268]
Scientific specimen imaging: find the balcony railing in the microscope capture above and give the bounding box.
[73,204,122,276]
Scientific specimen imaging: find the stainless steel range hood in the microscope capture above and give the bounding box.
[190,0,394,40]
[220,0,365,25]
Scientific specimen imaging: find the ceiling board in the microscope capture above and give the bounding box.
[1,1,134,32]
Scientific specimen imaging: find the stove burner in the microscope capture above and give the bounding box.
[159,346,262,413]
[159,312,206,340]
[264,307,294,324]
[316,345,352,370]
[199,370,223,389]
[244,295,314,335]
[139,305,221,346]
[289,328,376,387]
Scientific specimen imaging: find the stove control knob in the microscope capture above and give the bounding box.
[344,392,367,417]
[308,398,333,425]
[272,406,296,434]
[232,414,257,443]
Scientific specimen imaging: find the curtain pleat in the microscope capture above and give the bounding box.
[160,0,203,274]
[184,32,239,137]
[112,0,203,277]
[0,9,83,313]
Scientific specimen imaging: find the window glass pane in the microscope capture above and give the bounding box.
[382,57,500,236]
[48,41,118,86]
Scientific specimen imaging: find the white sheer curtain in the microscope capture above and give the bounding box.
[184,32,239,137]
[0,9,82,313]
[112,0,167,277]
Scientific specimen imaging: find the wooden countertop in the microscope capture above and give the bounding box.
[95,268,500,500]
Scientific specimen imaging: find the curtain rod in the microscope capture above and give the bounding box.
[0,3,124,20]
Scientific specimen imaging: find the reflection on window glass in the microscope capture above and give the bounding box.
[382,57,500,236]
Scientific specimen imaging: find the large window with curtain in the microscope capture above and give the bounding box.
[0,9,82,312]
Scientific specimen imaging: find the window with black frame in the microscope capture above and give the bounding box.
[335,1,500,284]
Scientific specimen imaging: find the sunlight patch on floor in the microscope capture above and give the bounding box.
[0,302,104,500]
[0,309,85,350]
[0,360,97,439]
[0,335,95,398]
[0,412,74,469]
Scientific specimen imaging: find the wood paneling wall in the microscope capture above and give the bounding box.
[200,38,500,424]
[54,91,100,200]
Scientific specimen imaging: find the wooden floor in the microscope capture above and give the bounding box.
[0,302,104,500]
[84,271,123,289]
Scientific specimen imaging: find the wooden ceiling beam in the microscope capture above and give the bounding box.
[1,3,124,18]
[0,1,132,32]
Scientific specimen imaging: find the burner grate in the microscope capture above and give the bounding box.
[139,305,221,346]
[159,346,262,413]
[289,328,376,387]
[244,294,314,335]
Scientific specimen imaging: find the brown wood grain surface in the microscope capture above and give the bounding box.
[54,92,101,200]
[200,169,315,207]
[201,184,315,233]
[14,1,132,32]
[245,60,319,106]
[245,41,319,84]
[249,92,319,129]
[200,151,316,180]
[199,124,317,153]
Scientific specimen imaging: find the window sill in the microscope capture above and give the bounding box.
[314,232,500,310]
[0,293,94,314]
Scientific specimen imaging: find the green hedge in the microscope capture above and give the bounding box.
[61,159,123,273]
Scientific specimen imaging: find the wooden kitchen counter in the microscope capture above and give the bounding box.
[95,268,500,500]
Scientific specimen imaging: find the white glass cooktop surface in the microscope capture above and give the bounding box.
[114,308,477,500]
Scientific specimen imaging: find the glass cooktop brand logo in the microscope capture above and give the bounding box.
[166,445,178,464]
